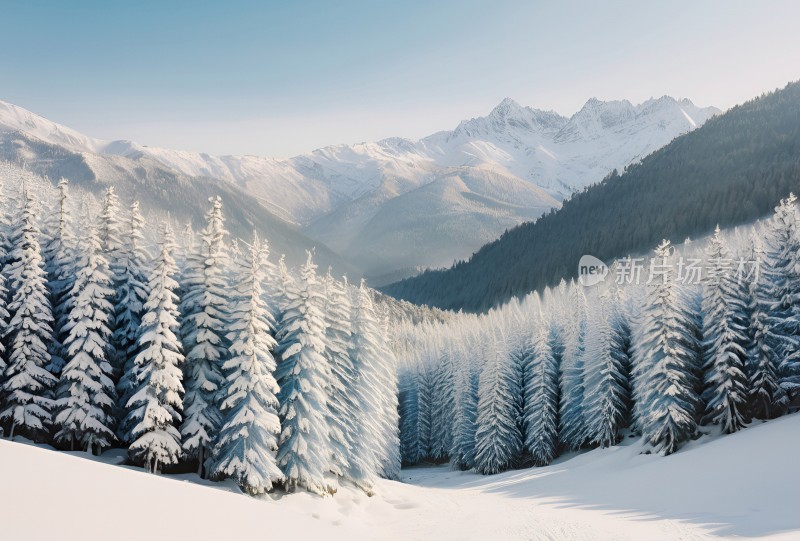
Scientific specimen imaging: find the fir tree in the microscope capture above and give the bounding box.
[180,196,229,477]
[559,282,588,449]
[125,223,185,474]
[351,280,400,481]
[275,251,334,495]
[450,346,479,470]
[114,201,150,408]
[398,367,421,465]
[745,229,787,419]
[583,293,631,448]
[53,226,116,453]
[761,194,800,402]
[99,186,126,377]
[210,234,284,494]
[42,178,76,377]
[701,226,750,433]
[474,335,522,475]
[0,191,57,441]
[524,317,560,466]
[634,240,700,455]
[323,272,374,490]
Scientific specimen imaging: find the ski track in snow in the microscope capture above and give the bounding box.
[3,413,799,540]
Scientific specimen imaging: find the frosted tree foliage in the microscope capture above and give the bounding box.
[0,191,57,441]
[523,316,560,466]
[210,234,284,494]
[634,240,700,455]
[53,227,117,453]
[744,229,787,419]
[559,282,588,450]
[474,335,522,475]
[583,293,631,448]
[700,226,750,433]
[275,251,334,495]
[114,202,150,407]
[180,196,229,477]
[42,178,76,376]
[125,223,185,474]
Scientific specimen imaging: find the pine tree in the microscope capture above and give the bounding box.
[745,229,787,419]
[583,293,631,448]
[99,186,126,378]
[398,367,421,465]
[322,272,374,490]
[0,191,57,441]
[524,317,560,466]
[761,194,800,403]
[53,226,116,453]
[210,234,284,494]
[125,223,185,474]
[701,226,750,434]
[114,202,150,409]
[275,251,334,495]
[634,240,700,455]
[180,196,229,477]
[351,280,401,481]
[416,361,434,461]
[450,345,479,470]
[559,282,588,450]
[430,346,455,462]
[377,305,402,480]
[474,335,522,475]
[42,178,76,377]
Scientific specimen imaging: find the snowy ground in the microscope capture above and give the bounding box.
[2,414,799,540]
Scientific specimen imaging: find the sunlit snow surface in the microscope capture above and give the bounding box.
[3,413,797,540]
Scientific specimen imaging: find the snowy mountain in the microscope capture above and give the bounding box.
[0,96,718,281]
[0,105,357,277]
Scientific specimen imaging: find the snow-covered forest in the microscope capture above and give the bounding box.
[0,164,401,496]
[394,195,800,473]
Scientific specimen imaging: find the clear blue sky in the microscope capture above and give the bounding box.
[2,0,799,156]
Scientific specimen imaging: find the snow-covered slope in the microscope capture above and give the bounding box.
[3,414,798,540]
[0,97,718,280]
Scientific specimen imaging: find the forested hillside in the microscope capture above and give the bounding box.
[384,81,800,312]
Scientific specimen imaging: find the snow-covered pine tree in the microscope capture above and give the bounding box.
[583,293,631,448]
[474,334,522,475]
[322,271,374,490]
[450,343,479,470]
[700,226,750,434]
[113,201,150,399]
[98,187,126,377]
[634,240,700,455]
[53,226,117,454]
[430,345,455,462]
[378,306,402,480]
[275,251,334,495]
[398,366,421,465]
[0,191,57,441]
[351,280,401,480]
[209,233,284,494]
[180,196,229,477]
[42,178,76,377]
[125,223,185,474]
[523,316,560,466]
[559,281,588,450]
[745,228,787,419]
[416,359,434,461]
[761,194,800,403]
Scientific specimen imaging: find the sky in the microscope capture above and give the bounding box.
[1,0,799,157]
